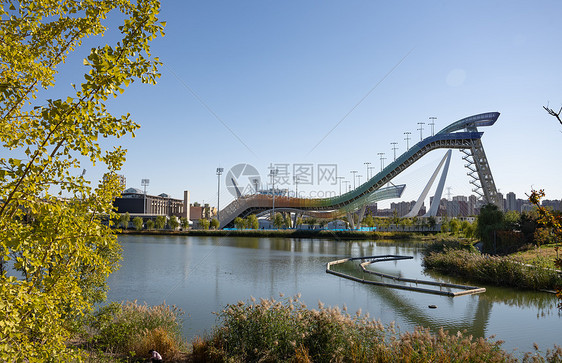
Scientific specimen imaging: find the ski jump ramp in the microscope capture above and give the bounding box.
[219,112,500,228]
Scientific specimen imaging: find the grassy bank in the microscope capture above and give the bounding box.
[118,228,428,241]
[423,245,562,291]
[513,244,561,270]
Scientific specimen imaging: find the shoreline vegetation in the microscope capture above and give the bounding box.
[82,297,562,362]
[117,228,432,241]
[423,242,562,293]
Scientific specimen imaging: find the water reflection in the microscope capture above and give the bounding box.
[107,235,561,356]
[424,269,560,314]
[332,260,491,337]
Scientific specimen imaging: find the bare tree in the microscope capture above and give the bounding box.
[543,105,562,125]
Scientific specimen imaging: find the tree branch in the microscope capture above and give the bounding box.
[543,105,562,125]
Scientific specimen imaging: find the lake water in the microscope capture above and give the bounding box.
[107,235,561,356]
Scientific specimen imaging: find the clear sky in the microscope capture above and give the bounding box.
[73,1,562,209]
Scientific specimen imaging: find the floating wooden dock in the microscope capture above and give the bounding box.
[326,255,486,297]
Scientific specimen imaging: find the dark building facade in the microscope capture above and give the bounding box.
[114,188,190,219]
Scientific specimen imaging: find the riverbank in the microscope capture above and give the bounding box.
[423,241,562,292]
[117,228,433,241]
[84,297,562,362]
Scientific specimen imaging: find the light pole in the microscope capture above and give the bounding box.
[343,180,350,193]
[429,116,437,136]
[141,179,149,214]
[377,152,385,171]
[391,142,398,161]
[216,168,223,223]
[404,132,411,151]
[253,178,259,194]
[350,170,358,189]
[417,122,425,141]
[368,166,376,178]
[364,162,371,179]
[357,174,362,186]
[337,176,345,196]
[293,175,301,198]
[270,168,278,224]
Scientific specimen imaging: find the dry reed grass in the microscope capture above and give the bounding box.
[191,294,522,362]
[87,300,185,361]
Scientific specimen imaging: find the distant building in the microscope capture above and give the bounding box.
[445,198,469,217]
[391,201,416,217]
[432,197,447,216]
[365,203,377,216]
[506,192,517,211]
[189,203,217,220]
[114,189,190,220]
[392,200,425,217]
[516,198,531,213]
[542,199,562,211]
[374,208,393,217]
[497,192,504,211]
[442,196,470,217]
[366,190,561,219]
[468,195,478,215]
[452,195,467,202]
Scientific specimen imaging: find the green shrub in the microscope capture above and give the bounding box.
[423,239,478,255]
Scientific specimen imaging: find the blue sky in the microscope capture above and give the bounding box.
[75,1,562,209]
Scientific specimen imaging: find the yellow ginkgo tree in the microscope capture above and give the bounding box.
[0,0,164,360]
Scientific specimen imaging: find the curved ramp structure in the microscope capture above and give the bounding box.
[326,255,486,297]
[219,184,405,228]
[219,112,500,228]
